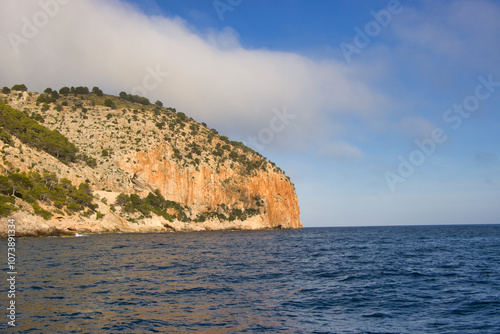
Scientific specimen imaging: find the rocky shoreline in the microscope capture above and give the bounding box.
[1,211,296,238]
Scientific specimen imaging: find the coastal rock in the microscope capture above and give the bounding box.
[0,90,301,237]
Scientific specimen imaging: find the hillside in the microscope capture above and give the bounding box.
[0,85,301,237]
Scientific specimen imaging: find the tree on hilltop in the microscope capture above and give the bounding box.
[59,87,70,95]
[11,84,27,92]
[92,87,103,96]
[75,86,89,94]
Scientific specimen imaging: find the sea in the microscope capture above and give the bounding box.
[1,224,500,333]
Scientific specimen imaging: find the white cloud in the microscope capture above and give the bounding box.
[0,0,387,154]
[2,0,497,161]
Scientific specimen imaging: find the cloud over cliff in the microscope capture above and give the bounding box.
[0,0,388,157]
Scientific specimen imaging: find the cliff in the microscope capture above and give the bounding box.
[0,86,301,237]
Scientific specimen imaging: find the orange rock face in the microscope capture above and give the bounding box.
[119,145,302,229]
[0,91,302,235]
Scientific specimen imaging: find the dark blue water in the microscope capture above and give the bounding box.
[1,225,500,333]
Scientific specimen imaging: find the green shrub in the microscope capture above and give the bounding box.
[11,84,27,92]
[59,87,70,95]
[177,112,187,122]
[119,92,150,105]
[78,153,97,168]
[92,87,103,96]
[0,195,15,217]
[104,99,116,109]
[67,202,82,212]
[82,209,94,218]
[229,151,239,160]
[36,94,56,104]
[32,203,53,220]
[0,202,16,217]
[173,148,182,160]
[0,129,13,145]
[0,176,11,195]
[189,123,199,135]
[194,213,206,223]
[54,201,65,209]
[114,190,186,222]
[74,86,89,94]
[1,171,95,217]
[0,103,78,163]
[213,148,224,157]
[29,113,44,123]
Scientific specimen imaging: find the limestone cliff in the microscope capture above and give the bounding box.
[0,87,301,237]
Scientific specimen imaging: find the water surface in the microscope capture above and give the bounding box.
[2,225,500,333]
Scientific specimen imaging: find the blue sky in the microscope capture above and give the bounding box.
[1,0,499,226]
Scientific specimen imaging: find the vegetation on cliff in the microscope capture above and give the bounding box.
[0,171,96,219]
[0,102,78,163]
[0,84,301,234]
[114,190,188,223]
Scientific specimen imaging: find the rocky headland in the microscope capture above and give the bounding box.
[0,86,301,237]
